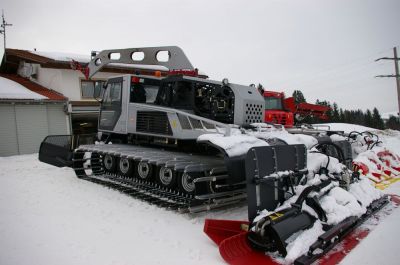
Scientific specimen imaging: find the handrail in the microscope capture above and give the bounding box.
[86,46,194,79]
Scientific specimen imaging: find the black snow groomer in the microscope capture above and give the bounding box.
[39,46,307,213]
[204,145,396,265]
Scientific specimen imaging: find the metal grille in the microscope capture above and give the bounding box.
[188,117,203,129]
[177,114,192,129]
[136,111,173,135]
[245,103,263,124]
[202,121,216,130]
[272,114,287,124]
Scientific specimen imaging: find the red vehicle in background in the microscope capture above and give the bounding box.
[263,91,294,127]
[262,90,330,127]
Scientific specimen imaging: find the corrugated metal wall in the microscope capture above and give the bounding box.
[0,103,69,156]
[0,105,19,156]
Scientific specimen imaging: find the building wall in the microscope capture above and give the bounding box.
[15,61,129,137]
[18,62,124,101]
[0,103,69,156]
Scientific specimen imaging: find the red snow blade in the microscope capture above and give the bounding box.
[204,195,400,265]
[204,219,278,265]
[219,232,278,265]
[204,219,249,245]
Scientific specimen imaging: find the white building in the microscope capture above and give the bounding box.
[0,48,169,156]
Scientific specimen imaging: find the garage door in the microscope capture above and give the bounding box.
[0,104,69,156]
[0,105,19,156]
[47,105,69,135]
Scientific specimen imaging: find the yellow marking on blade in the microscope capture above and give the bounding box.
[240,224,249,231]
[269,212,284,221]
[375,177,400,190]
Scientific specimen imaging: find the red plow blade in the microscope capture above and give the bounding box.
[204,195,400,265]
[204,219,278,265]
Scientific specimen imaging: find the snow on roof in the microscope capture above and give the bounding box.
[0,76,48,100]
[31,51,91,63]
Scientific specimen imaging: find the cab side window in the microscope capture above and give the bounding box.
[130,83,146,103]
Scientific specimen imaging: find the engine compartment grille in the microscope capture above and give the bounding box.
[136,111,173,135]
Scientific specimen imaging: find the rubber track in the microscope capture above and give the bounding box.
[76,172,198,212]
[72,145,248,213]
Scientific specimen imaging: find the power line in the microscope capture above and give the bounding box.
[375,47,400,115]
[275,47,393,88]
[376,75,400,78]
[0,10,13,63]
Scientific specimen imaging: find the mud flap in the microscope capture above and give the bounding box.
[39,135,73,167]
[245,144,308,222]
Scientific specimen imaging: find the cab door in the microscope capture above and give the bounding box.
[98,77,123,132]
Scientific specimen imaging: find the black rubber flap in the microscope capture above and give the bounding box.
[246,144,307,222]
[39,135,73,167]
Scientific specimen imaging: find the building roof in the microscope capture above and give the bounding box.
[0,74,67,101]
[1,48,208,78]
[2,48,170,76]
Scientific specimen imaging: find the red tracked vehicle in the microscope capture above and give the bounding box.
[262,90,330,127]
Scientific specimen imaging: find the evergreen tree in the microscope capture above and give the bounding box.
[354,109,365,125]
[339,108,345,122]
[332,103,340,122]
[365,109,373,127]
[372,108,385,129]
[386,116,400,130]
[293,90,306,104]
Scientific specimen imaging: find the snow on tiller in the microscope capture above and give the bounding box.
[204,145,399,265]
[348,131,400,189]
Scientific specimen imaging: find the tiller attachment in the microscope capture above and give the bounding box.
[204,144,397,265]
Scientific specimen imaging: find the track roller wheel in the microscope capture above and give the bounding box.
[119,157,134,177]
[178,172,196,194]
[137,161,153,180]
[157,166,177,188]
[103,154,117,173]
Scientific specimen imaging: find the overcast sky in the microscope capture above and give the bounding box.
[1,0,399,114]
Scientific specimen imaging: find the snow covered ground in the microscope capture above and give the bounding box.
[0,155,247,265]
[1,124,400,265]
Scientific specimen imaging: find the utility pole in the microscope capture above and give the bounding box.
[376,47,400,115]
[0,10,13,63]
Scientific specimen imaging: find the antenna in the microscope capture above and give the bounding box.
[0,10,13,63]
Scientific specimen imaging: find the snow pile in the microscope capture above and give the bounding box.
[0,76,48,100]
[316,123,376,134]
[247,127,318,149]
[330,133,347,142]
[197,133,268,157]
[349,178,383,207]
[320,186,365,225]
[283,221,324,264]
[307,152,345,175]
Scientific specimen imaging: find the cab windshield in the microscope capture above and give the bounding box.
[265,97,283,110]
